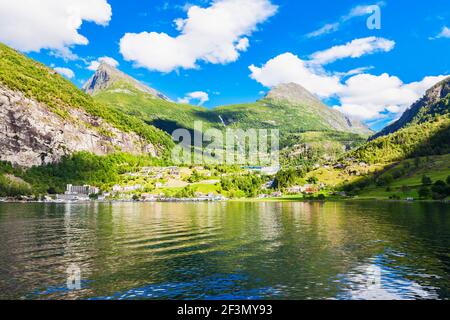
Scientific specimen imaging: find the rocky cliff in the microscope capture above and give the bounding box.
[0,85,157,167]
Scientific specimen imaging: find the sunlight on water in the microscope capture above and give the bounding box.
[0,201,449,300]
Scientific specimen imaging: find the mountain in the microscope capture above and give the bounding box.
[0,43,172,167]
[89,68,372,136]
[88,65,217,134]
[83,62,171,100]
[213,83,372,135]
[350,78,450,164]
[372,76,450,140]
[88,70,372,165]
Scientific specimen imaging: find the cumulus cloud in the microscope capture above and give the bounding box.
[120,0,278,72]
[310,37,395,65]
[54,67,75,79]
[430,26,450,40]
[178,91,210,105]
[306,2,385,38]
[249,38,446,121]
[87,56,120,71]
[0,0,112,58]
[334,74,447,120]
[249,53,342,98]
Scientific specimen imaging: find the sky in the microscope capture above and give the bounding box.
[0,0,449,131]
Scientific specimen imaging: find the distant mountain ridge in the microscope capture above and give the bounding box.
[83,62,171,101]
[372,76,450,140]
[85,65,372,136]
[261,83,372,135]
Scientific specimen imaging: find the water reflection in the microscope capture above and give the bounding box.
[0,201,449,300]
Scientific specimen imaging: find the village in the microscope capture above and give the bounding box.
[0,164,337,203]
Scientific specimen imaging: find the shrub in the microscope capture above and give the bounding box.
[418,186,431,199]
[422,175,433,186]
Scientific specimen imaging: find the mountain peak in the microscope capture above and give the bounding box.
[424,76,450,102]
[372,76,449,140]
[261,82,372,135]
[265,82,322,105]
[83,63,171,101]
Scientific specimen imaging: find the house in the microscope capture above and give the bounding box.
[123,184,143,192]
[141,193,157,202]
[263,180,275,189]
[271,191,283,198]
[113,184,143,193]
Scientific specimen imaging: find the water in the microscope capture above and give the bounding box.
[0,201,449,300]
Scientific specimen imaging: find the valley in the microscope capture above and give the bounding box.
[0,42,449,202]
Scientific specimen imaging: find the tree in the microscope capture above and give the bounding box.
[307,176,319,184]
[418,186,431,199]
[414,157,421,168]
[422,175,432,186]
[377,174,393,186]
[432,180,447,195]
[447,175,450,186]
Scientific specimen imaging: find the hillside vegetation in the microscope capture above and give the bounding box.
[0,43,173,151]
[350,114,450,164]
[94,81,220,133]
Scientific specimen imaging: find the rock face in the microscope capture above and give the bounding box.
[83,63,171,100]
[265,83,372,135]
[0,85,157,167]
[372,76,450,140]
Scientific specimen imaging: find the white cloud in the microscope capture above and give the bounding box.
[0,0,112,58]
[249,38,446,121]
[306,23,340,38]
[87,56,120,71]
[334,74,447,120]
[248,37,395,98]
[120,0,278,72]
[249,53,343,98]
[54,67,75,79]
[178,91,210,105]
[430,26,450,40]
[306,2,385,38]
[343,3,384,21]
[335,66,375,77]
[310,37,395,65]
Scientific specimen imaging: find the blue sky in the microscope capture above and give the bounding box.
[1,0,449,131]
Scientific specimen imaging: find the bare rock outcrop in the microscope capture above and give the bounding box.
[0,85,157,167]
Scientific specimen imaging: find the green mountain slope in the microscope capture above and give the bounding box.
[0,42,173,166]
[349,79,450,164]
[350,116,450,163]
[372,76,450,139]
[89,69,372,165]
[93,80,219,133]
[90,69,371,140]
[213,83,372,135]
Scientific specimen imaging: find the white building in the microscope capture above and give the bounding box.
[66,184,99,195]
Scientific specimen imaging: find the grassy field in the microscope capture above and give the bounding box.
[356,154,450,199]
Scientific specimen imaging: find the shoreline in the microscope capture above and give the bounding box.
[0,198,448,204]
